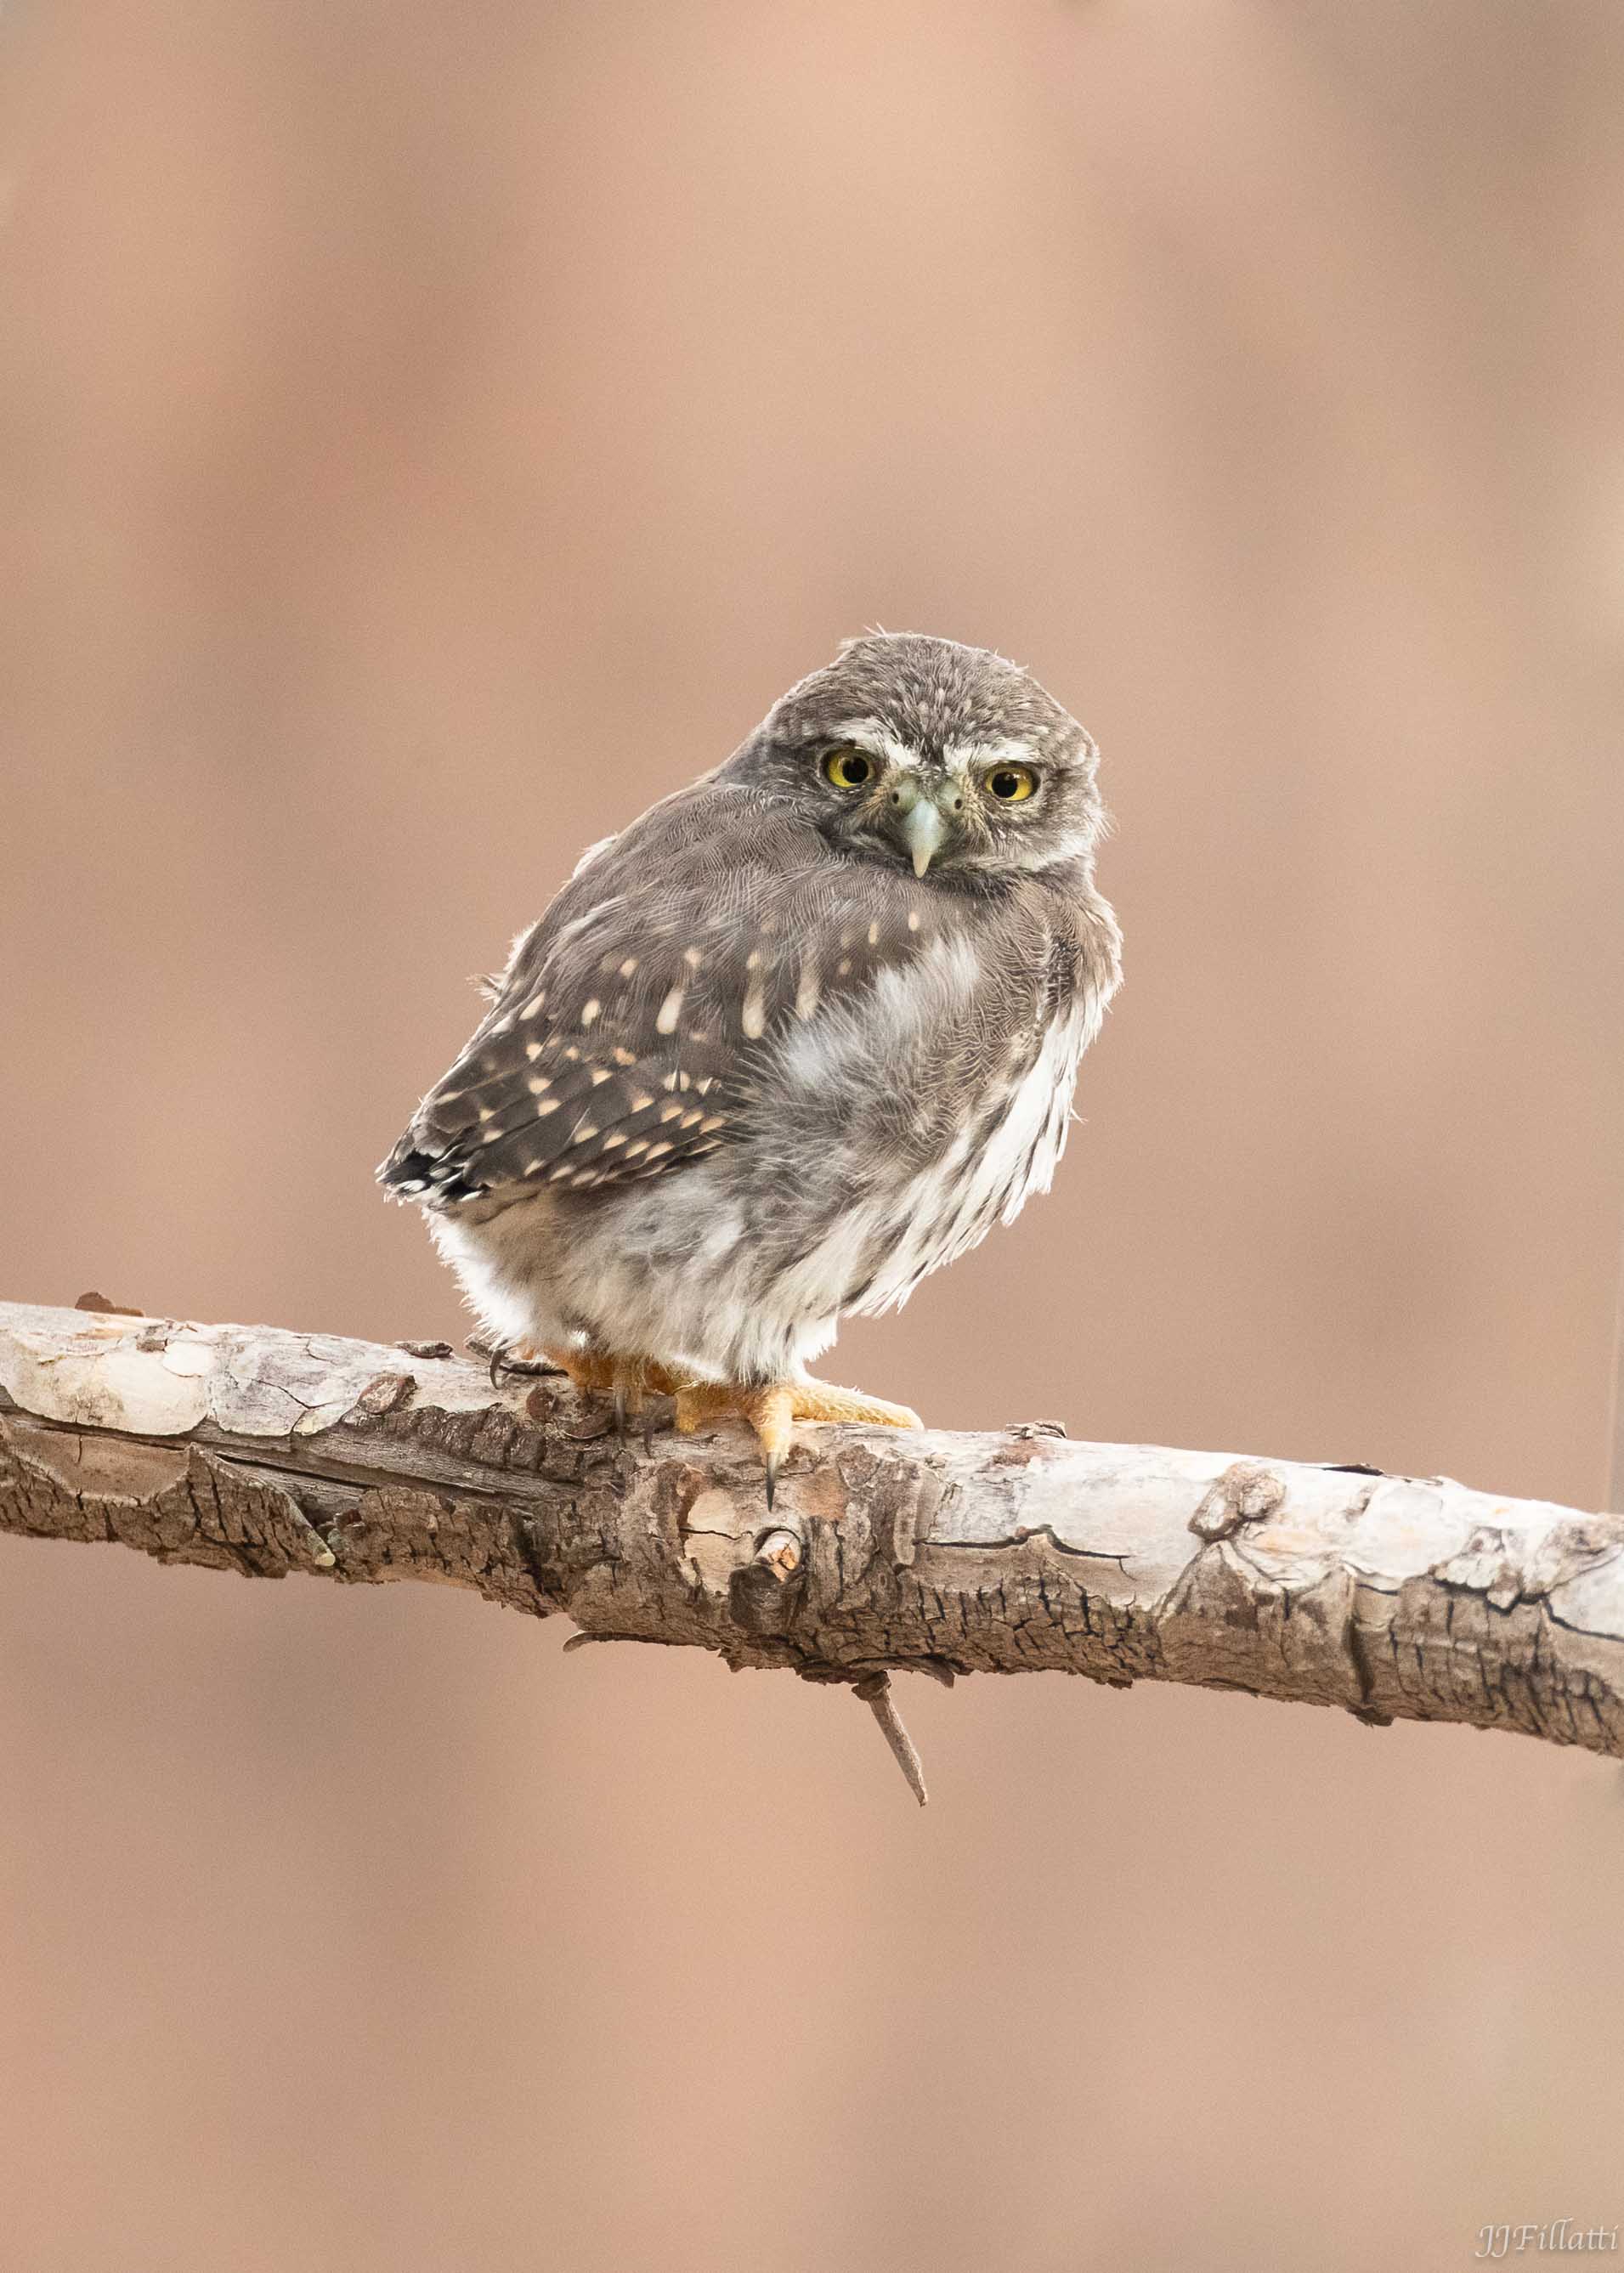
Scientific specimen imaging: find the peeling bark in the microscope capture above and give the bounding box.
[3,1299,1621,1764]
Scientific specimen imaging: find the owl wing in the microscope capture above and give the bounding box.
[377,785,942,1208]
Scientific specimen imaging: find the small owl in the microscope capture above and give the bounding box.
[380,631,1122,1496]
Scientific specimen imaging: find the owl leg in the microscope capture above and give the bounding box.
[673,1379,923,1506]
[537,1347,678,1396]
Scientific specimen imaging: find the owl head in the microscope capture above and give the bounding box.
[722,630,1105,881]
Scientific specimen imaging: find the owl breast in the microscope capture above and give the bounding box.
[835,1002,1088,1320]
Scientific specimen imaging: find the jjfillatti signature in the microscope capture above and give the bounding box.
[1476,2225,1619,2259]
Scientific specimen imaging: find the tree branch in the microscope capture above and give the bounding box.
[3,1298,1622,1782]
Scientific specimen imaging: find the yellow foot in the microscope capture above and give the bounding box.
[536,1347,678,1439]
[672,1378,923,1506]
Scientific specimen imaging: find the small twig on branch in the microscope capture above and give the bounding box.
[857,1673,929,1806]
[3,1299,1622,1801]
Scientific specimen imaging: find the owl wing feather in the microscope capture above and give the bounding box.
[378,783,946,1208]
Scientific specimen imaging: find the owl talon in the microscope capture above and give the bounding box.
[672,1377,921,1499]
[545,1349,675,1445]
[485,1339,560,1390]
[742,1384,795,1509]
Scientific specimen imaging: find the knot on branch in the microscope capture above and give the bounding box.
[1190,1459,1287,1542]
[728,1524,806,1635]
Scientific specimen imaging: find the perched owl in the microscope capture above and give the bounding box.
[380,631,1122,1496]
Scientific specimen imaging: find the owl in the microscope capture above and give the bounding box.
[380,631,1122,1498]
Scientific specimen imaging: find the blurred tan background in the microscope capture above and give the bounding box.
[3,3,1622,2268]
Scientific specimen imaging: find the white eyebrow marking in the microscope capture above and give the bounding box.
[829,716,922,773]
[655,987,683,1034]
[945,733,1035,772]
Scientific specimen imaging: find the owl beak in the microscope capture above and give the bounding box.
[899,798,948,878]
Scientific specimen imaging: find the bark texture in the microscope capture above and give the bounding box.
[3,1299,1622,1762]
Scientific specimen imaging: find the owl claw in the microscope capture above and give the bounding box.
[540,1349,676,1449]
[484,1339,558,1390]
[743,1384,795,1509]
[674,1378,920,1501]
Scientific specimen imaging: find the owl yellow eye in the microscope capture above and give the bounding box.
[823,745,874,790]
[984,764,1037,803]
